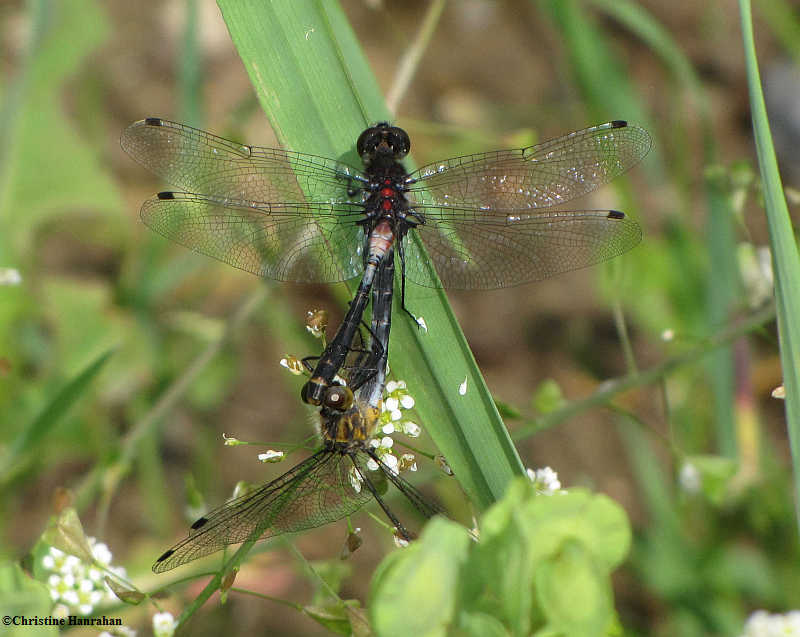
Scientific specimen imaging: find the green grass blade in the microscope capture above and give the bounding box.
[216,0,523,510]
[739,0,800,527]
[0,348,115,484]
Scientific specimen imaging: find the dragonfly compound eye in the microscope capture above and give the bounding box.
[387,127,410,157]
[357,127,383,157]
[323,386,353,411]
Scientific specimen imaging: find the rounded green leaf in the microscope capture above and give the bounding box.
[369,517,471,637]
[536,541,613,637]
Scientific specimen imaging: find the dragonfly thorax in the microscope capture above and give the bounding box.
[320,399,380,444]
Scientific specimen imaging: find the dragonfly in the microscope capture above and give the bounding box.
[121,118,650,406]
[152,249,443,573]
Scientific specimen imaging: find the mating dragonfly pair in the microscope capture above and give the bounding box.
[121,117,651,571]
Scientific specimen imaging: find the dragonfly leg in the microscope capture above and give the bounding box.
[357,462,414,542]
[397,240,421,327]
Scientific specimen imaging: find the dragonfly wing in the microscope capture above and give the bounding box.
[406,121,650,210]
[140,195,366,283]
[153,448,373,573]
[362,449,446,520]
[402,208,642,289]
[121,118,365,204]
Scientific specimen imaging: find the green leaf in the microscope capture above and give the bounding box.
[41,507,94,563]
[0,0,122,256]
[303,603,353,635]
[104,576,146,605]
[0,348,113,484]
[536,541,614,637]
[0,562,57,636]
[457,611,511,637]
[466,501,534,635]
[522,488,632,570]
[216,0,523,510]
[739,0,800,531]
[369,517,471,637]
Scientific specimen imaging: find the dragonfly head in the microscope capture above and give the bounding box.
[321,385,354,411]
[357,123,410,162]
[302,378,354,411]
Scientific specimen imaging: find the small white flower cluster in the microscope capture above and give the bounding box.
[348,380,421,492]
[526,466,562,495]
[43,539,126,617]
[740,610,800,637]
[369,380,420,474]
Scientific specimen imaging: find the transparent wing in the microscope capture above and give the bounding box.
[140,194,366,283]
[121,118,364,203]
[401,208,642,289]
[360,448,446,522]
[153,448,372,573]
[406,121,651,210]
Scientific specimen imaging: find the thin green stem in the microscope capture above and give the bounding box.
[514,304,775,439]
[75,286,269,513]
[386,0,447,116]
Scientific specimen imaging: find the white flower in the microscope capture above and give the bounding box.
[366,457,379,471]
[661,328,675,342]
[153,611,178,637]
[740,609,800,637]
[386,380,405,393]
[381,422,395,435]
[527,466,562,495]
[399,453,417,472]
[385,396,399,412]
[393,532,410,548]
[400,394,415,409]
[679,462,701,493]
[62,555,80,574]
[382,453,399,475]
[222,433,241,445]
[258,450,285,463]
[51,604,70,620]
[62,590,79,607]
[401,421,420,438]
[279,357,304,375]
[90,540,112,565]
[0,268,21,285]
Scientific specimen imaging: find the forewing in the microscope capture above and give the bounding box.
[140,194,365,283]
[402,208,642,289]
[121,118,364,204]
[152,449,373,573]
[406,121,650,210]
[363,449,446,521]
